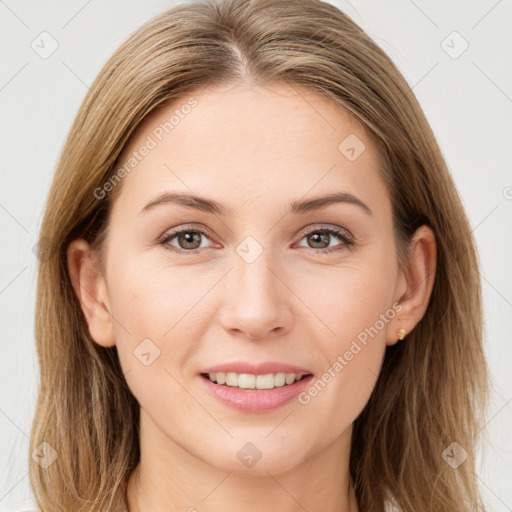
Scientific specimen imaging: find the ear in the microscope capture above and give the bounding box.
[386,225,437,346]
[67,239,116,347]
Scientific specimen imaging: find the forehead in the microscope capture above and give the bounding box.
[110,82,388,220]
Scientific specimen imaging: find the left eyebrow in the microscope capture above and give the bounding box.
[139,191,372,216]
[290,192,373,216]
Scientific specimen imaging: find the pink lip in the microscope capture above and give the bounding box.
[200,374,314,413]
[198,361,313,413]
[201,361,311,375]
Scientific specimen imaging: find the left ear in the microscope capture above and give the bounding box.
[386,224,437,346]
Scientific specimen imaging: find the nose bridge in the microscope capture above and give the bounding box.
[220,233,291,338]
[232,234,279,301]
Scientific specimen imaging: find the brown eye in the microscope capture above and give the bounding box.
[296,227,353,254]
[175,231,202,250]
[159,225,215,255]
[306,231,331,249]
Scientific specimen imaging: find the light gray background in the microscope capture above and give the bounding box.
[1,1,511,510]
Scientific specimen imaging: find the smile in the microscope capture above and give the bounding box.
[202,371,308,389]
[199,363,314,413]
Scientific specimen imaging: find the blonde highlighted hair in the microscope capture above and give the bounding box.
[30,0,488,510]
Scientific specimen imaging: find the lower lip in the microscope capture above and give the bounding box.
[200,374,314,413]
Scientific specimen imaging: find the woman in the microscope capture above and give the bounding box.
[29,0,488,510]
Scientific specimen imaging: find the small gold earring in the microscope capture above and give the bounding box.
[398,328,406,341]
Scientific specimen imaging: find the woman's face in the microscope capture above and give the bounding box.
[88,83,408,474]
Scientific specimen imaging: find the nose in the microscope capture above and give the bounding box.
[219,243,293,341]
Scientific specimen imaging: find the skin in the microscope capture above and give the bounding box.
[67,82,436,512]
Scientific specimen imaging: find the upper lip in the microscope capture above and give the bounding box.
[201,361,312,376]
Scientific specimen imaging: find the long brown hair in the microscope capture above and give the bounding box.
[30,0,489,510]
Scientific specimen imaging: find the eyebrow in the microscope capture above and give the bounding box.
[140,191,372,216]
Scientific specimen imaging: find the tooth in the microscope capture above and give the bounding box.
[274,372,286,387]
[285,373,296,385]
[207,371,308,388]
[238,373,256,389]
[225,372,239,387]
[256,373,275,389]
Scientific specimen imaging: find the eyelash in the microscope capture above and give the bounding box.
[158,223,354,256]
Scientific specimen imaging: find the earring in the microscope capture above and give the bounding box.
[398,328,406,341]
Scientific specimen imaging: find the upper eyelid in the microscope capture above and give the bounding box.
[296,224,352,239]
[160,223,214,239]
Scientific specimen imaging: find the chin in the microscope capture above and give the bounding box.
[202,435,311,476]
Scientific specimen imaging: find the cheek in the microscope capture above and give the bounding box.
[106,259,210,375]
[108,253,214,334]
[295,343,384,453]
[295,251,396,427]
[304,251,397,346]
[106,262,210,428]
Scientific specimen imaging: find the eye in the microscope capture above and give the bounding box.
[158,224,216,255]
[158,224,354,256]
[295,225,354,254]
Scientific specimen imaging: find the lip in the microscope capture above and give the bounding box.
[199,361,314,413]
[200,361,311,375]
[200,375,313,413]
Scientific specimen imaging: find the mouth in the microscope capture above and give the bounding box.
[199,369,314,413]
